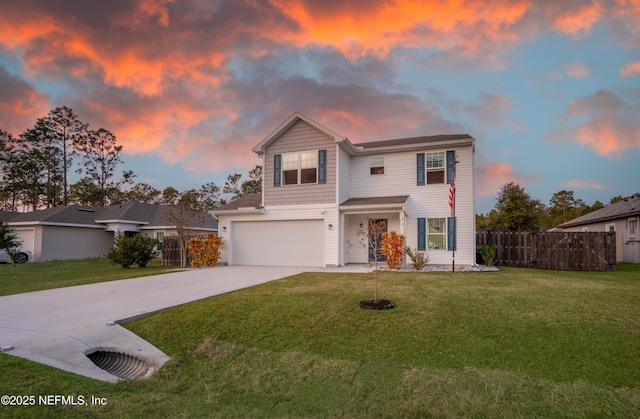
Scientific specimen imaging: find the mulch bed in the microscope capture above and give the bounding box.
[359,299,396,310]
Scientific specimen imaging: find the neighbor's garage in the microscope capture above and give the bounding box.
[231,220,323,267]
[14,228,35,254]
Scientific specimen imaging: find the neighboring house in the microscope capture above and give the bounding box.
[557,196,640,264]
[212,111,475,267]
[5,202,217,262]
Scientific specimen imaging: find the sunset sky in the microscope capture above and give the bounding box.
[1,0,638,213]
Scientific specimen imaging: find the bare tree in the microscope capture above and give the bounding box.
[167,205,207,268]
[358,218,387,303]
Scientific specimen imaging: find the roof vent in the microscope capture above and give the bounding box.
[76,207,95,212]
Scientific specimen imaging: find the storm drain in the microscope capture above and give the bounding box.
[87,350,151,379]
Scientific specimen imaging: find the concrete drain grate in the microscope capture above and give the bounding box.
[87,350,152,380]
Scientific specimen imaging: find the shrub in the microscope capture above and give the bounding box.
[380,231,405,270]
[476,244,497,266]
[405,247,429,270]
[187,233,223,268]
[134,235,161,267]
[107,234,160,268]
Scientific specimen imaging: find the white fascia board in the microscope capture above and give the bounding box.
[339,203,406,213]
[7,221,106,229]
[94,219,150,225]
[210,208,264,216]
[137,225,218,232]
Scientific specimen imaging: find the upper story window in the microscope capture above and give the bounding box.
[370,157,385,175]
[282,151,318,185]
[426,152,445,184]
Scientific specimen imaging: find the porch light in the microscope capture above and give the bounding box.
[328,224,333,230]
[222,226,227,232]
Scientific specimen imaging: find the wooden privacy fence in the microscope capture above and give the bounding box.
[162,235,208,266]
[476,231,616,271]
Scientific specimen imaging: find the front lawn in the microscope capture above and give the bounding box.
[1,266,639,417]
[0,258,172,296]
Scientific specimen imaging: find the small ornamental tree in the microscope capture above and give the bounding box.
[187,233,223,268]
[380,231,405,270]
[357,218,388,303]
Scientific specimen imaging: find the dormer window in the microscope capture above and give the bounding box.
[282,151,318,185]
[370,157,385,175]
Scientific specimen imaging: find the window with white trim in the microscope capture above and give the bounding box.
[628,217,637,240]
[428,218,446,249]
[370,157,384,175]
[282,151,318,185]
[606,223,616,233]
[426,152,445,184]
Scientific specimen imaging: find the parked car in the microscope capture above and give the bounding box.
[0,248,33,263]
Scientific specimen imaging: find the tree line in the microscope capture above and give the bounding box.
[477,182,639,231]
[0,106,261,212]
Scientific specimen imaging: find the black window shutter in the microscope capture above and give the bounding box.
[274,154,281,187]
[447,217,457,251]
[318,150,327,184]
[417,153,425,186]
[417,218,426,251]
[446,151,455,184]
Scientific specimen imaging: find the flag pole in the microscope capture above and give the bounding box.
[450,156,459,272]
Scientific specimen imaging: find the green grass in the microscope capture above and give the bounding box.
[0,258,173,296]
[1,265,639,417]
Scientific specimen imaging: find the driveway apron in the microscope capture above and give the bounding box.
[0,266,304,382]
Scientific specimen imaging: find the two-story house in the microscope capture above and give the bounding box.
[211,111,475,268]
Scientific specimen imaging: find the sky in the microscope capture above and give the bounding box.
[0,0,638,214]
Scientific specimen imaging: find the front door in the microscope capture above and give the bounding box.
[368,219,388,262]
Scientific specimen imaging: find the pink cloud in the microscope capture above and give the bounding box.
[561,89,640,158]
[561,178,607,190]
[620,61,640,78]
[475,155,541,197]
[564,62,590,79]
[0,66,50,135]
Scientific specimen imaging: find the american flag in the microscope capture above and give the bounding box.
[448,171,456,217]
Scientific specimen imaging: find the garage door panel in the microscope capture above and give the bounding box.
[231,220,323,267]
[14,228,35,253]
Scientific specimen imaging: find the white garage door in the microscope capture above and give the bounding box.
[231,220,323,267]
[14,228,35,253]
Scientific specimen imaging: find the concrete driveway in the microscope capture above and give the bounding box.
[0,266,305,382]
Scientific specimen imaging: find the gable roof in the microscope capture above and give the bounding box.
[354,134,474,150]
[340,195,410,207]
[210,193,263,215]
[252,111,348,155]
[6,203,218,230]
[253,112,474,156]
[8,205,104,227]
[558,197,640,228]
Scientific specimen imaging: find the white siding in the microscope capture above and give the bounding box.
[349,145,475,266]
